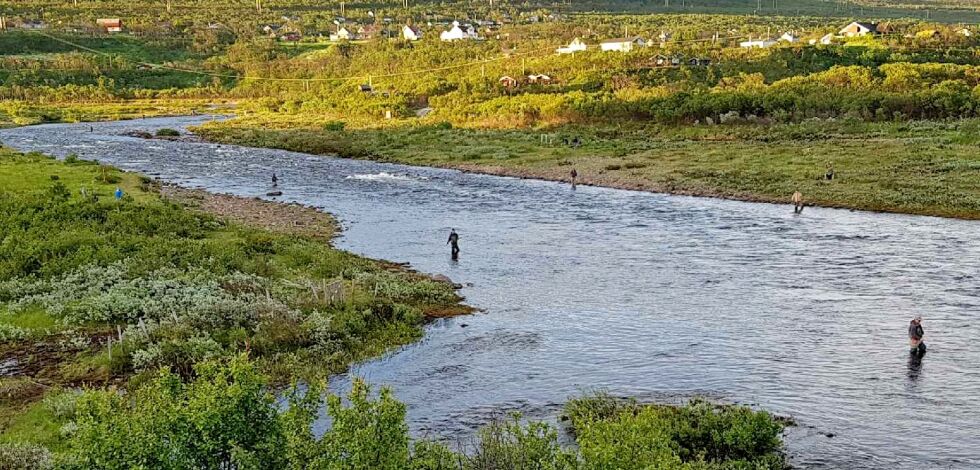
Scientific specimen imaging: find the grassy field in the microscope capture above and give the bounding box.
[195,115,980,219]
[0,148,465,452]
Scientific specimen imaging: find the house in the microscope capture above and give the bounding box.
[498,75,518,88]
[262,24,280,36]
[440,21,478,41]
[658,31,671,43]
[819,33,835,45]
[97,19,123,33]
[330,26,356,41]
[527,74,552,84]
[653,54,670,67]
[556,37,587,54]
[359,84,373,93]
[779,32,798,43]
[19,20,47,30]
[688,57,711,66]
[600,36,646,52]
[958,28,973,37]
[281,32,301,42]
[357,24,381,40]
[839,21,877,37]
[402,25,422,41]
[739,38,776,48]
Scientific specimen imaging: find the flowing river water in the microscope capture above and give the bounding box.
[2,116,979,469]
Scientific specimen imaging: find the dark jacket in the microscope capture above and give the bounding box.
[909,322,924,340]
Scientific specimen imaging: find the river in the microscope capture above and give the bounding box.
[2,116,978,469]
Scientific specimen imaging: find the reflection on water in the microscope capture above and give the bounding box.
[3,117,980,469]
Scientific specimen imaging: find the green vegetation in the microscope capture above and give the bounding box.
[0,148,462,453]
[2,354,787,469]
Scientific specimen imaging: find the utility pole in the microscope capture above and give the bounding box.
[340,2,345,16]
[522,57,526,75]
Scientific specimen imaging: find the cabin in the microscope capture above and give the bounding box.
[779,32,798,43]
[527,73,552,84]
[330,27,356,41]
[440,21,479,41]
[839,21,877,37]
[600,36,646,52]
[556,37,587,54]
[498,75,518,88]
[739,38,776,48]
[97,19,123,33]
[402,25,422,41]
[262,24,281,37]
[19,20,48,30]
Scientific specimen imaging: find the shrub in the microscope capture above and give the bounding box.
[155,128,181,137]
[0,442,53,470]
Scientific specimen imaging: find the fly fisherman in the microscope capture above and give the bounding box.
[447,229,460,260]
[909,315,926,355]
[792,191,804,214]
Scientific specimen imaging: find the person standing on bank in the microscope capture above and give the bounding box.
[909,315,926,355]
[447,229,460,260]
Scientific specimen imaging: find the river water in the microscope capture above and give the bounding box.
[3,116,979,468]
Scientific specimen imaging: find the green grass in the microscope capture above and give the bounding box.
[196,115,980,219]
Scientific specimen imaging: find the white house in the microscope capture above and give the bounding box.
[329,26,356,41]
[739,38,776,48]
[600,36,645,52]
[527,73,552,84]
[779,32,798,43]
[556,37,587,54]
[402,25,422,41]
[819,33,835,45]
[839,21,877,37]
[958,28,972,37]
[440,21,478,41]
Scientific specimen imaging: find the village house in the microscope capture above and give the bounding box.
[498,75,518,88]
[958,27,973,37]
[779,32,798,43]
[658,31,671,43]
[527,74,552,84]
[281,32,301,42]
[688,57,711,66]
[600,36,646,52]
[440,21,478,41]
[739,37,776,48]
[262,24,280,37]
[330,26,356,41]
[357,24,382,40]
[556,37,587,54]
[97,18,123,33]
[18,20,48,30]
[402,25,422,41]
[839,21,877,37]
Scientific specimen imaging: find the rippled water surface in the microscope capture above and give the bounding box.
[3,117,979,469]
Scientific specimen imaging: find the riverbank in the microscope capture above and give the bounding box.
[0,147,467,451]
[193,115,980,220]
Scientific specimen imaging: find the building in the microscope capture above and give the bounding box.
[839,21,877,37]
[330,26,356,41]
[402,25,422,41]
[281,32,301,42]
[819,33,835,45]
[97,19,123,33]
[19,20,48,30]
[357,24,382,40]
[556,38,587,54]
[779,32,798,43]
[498,75,518,88]
[600,36,646,52]
[527,74,552,84]
[739,38,776,48]
[958,28,973,37]
[262,24,280,37]
[440,21,478,41]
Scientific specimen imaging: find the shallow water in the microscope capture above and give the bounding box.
[3,116,979,469]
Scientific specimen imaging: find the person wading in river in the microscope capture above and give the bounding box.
[447,229,460,260]
[272,173,278,188]
[570,168,578,190]
[909,315,926,355]
[792,191,804,214]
